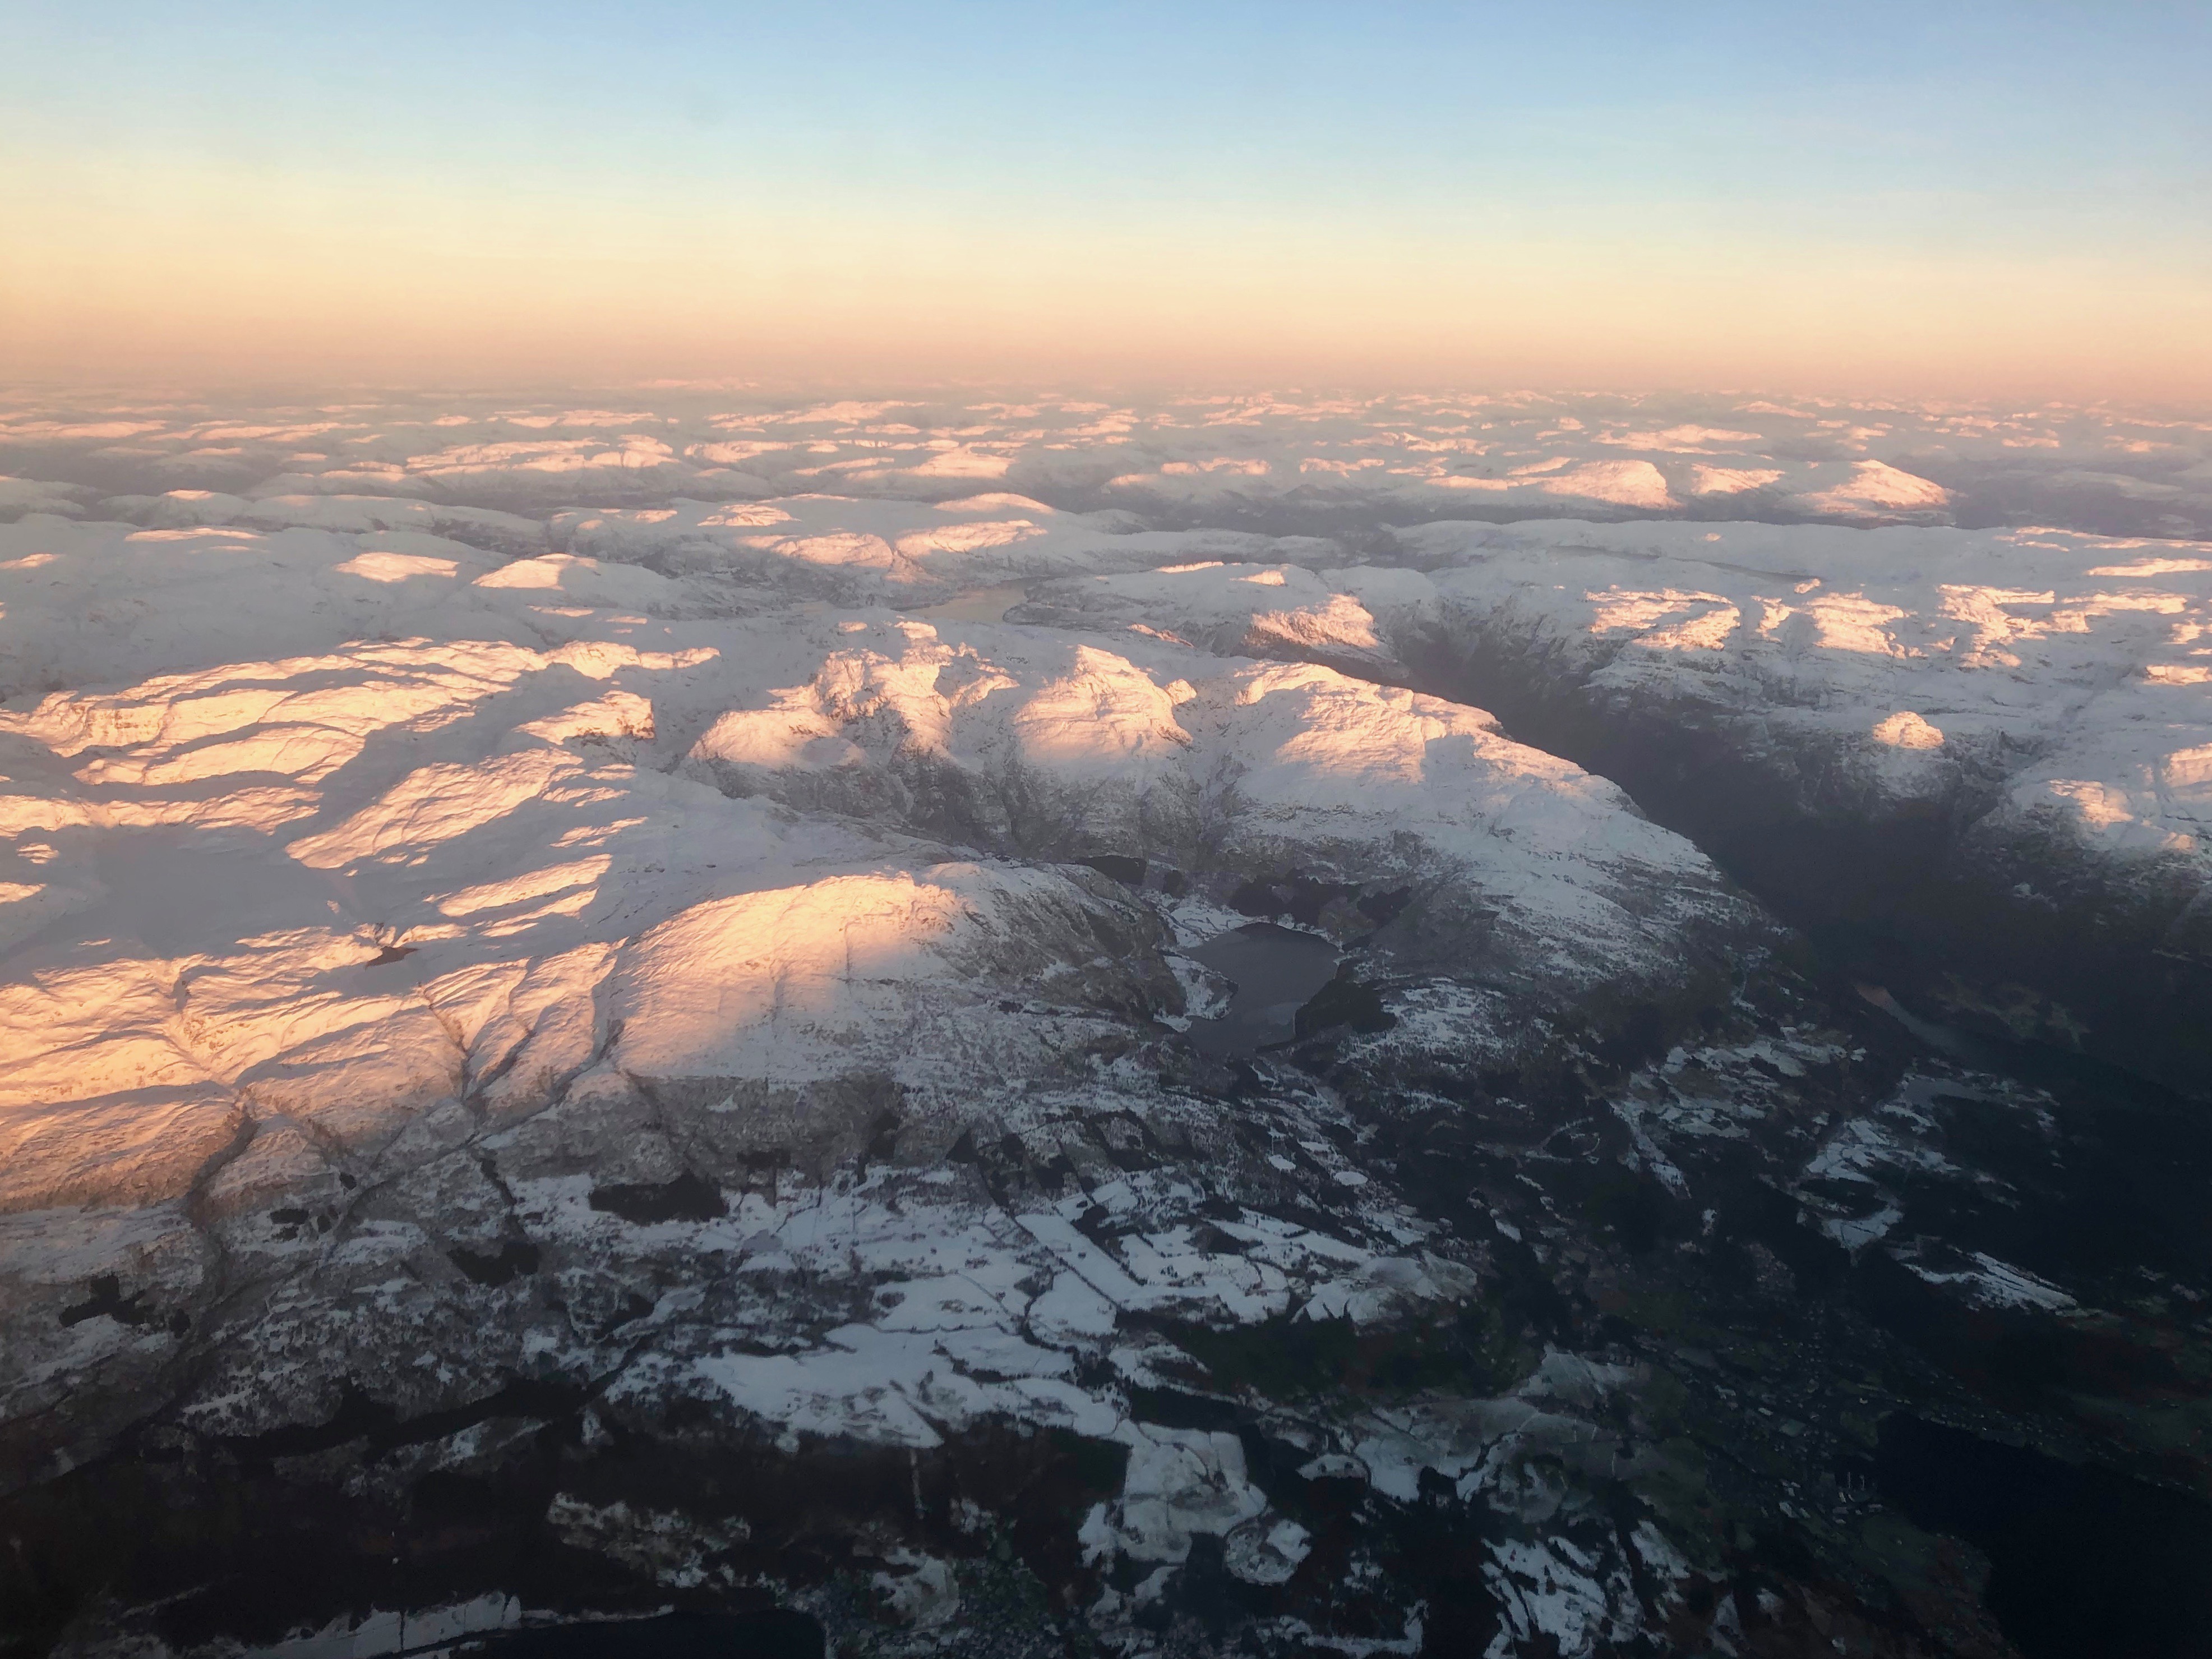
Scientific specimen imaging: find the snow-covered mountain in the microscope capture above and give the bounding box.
[2,390,2208,1659]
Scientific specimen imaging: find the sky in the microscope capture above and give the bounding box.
[3,0,2209,395]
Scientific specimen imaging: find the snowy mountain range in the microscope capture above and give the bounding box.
[2,389,2208,1659]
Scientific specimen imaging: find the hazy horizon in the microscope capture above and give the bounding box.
[6,1,2209,397]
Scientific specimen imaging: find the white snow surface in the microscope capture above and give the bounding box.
[11,389,2208,541]
[0,519,1740,1223]
[1401,518,2212,867]
[1,384,2205,1649]
[0,420,1768,1528]
[682,614,1734,989]
[1018,519,2212,924]
[3,386,2199,1338]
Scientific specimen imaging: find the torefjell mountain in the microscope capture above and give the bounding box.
[2,390,2209,1659]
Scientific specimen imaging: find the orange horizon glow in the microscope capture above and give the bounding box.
[7,5,2210,403]
[8,261,2206,404]
[6,158,2209,402]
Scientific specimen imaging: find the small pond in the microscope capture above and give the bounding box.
[908,582,1030,624]
[1183,922,1340,1057]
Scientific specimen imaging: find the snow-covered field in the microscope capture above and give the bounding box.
[2,388,2208,1658]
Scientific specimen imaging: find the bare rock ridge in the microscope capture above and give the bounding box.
[2,391,2209,1659]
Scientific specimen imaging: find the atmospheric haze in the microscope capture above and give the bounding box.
[4,0,2210,395]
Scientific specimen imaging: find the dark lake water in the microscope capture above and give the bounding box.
[1877,1414,2212,1659]
[1183,922,1340,1057]
[459,1610,823,1657]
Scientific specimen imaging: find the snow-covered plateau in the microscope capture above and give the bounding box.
[1,390,2208,1659]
